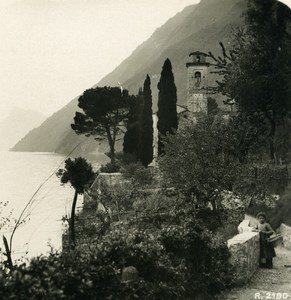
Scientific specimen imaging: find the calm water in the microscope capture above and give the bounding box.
[0,151,102,262]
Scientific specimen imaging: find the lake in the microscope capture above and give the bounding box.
[0,151,103,262]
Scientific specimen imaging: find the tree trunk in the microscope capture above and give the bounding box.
[70,190,78,250]
[110,145,115,164]
[269,114,277,163]
[105,125,116,164]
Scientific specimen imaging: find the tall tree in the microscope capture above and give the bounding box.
[139,75,153,167]
[123,91,143,162]
[72,87,132,164]
[209,0,291,162]
[57,157,95,249]
[157,58,178,155]
[159,117,239,211]
[159,116,284,213]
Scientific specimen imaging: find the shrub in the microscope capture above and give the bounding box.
[159,217,233,297]
[246,183,291,229]
[100,162,121,173]
[0,211,234,300]
[267,183,291,228]
[121,162,153,186]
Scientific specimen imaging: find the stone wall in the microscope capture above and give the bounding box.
[84,172,126,205]
[90,172,124,190]
[227,219,260,285]
[280,223,291,250]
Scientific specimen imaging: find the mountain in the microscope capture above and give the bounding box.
[12,0,247,155]
[0,108,45,151]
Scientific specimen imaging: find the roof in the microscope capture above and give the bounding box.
[189,51,208,57]
[186,62,210,67]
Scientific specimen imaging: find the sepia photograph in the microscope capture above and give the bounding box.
[0,0,291,299]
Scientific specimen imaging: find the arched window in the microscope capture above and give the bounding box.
[196,56,200,62]
[194,71,201,86]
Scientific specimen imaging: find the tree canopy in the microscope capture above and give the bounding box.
[123,75,153,167]
[209,0,291,162]
[123,90,143,163]
[139,75,153,167]
[158,117,239,211]
[157,58,178,155]
[72,86,132,164]
[57,157,95,248]
[158,115,285,212]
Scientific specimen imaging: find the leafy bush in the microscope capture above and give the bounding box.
[159,217,233,296]
[121,162,153,186]
[100,162,121,173]
[246,181,291,229]
[262,183,291,228]
[0,210,234,300]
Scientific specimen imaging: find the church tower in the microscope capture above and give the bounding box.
[186,51,210,115]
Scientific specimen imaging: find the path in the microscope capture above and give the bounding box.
[222,246,291,299]
[221,215,291,300]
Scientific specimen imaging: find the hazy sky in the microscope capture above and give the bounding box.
[0,0,290,120]
[0,0,200,120]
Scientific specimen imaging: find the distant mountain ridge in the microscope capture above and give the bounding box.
[0,108,45,151]
[12,0,247,155]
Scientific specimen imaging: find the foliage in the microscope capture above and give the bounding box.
[209,0,291,161]
[71,86,133,163]
[99,161,121,173]
[0,206,234,300]
[158,117,240,210]
[123,91,143,163]
[159,219,233,296]
[157,58,178,155]
[121,162,154,187]
[123,75,153,167]
[207,97,219,118]
[139,75,153,167]
[133,192,179,215]
[57,157,95,249]
[247,180,291,229]
[235,164,288,207]
[225,113,267,162]
[159,115,288,212]
[100,183,134,220]
[57,157,95,194]
[268,191,291,228]
[0,201,22,270]
[0,250,123,300]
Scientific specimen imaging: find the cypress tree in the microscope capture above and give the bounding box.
[139,75,153,167]
[157,58,178,155]
[123,90,143,162]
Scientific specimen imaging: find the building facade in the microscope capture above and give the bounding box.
[186,51,210,115]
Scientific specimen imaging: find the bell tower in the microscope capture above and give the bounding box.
[186,51,209,115]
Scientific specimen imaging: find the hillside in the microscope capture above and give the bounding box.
[12,0,246,155]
